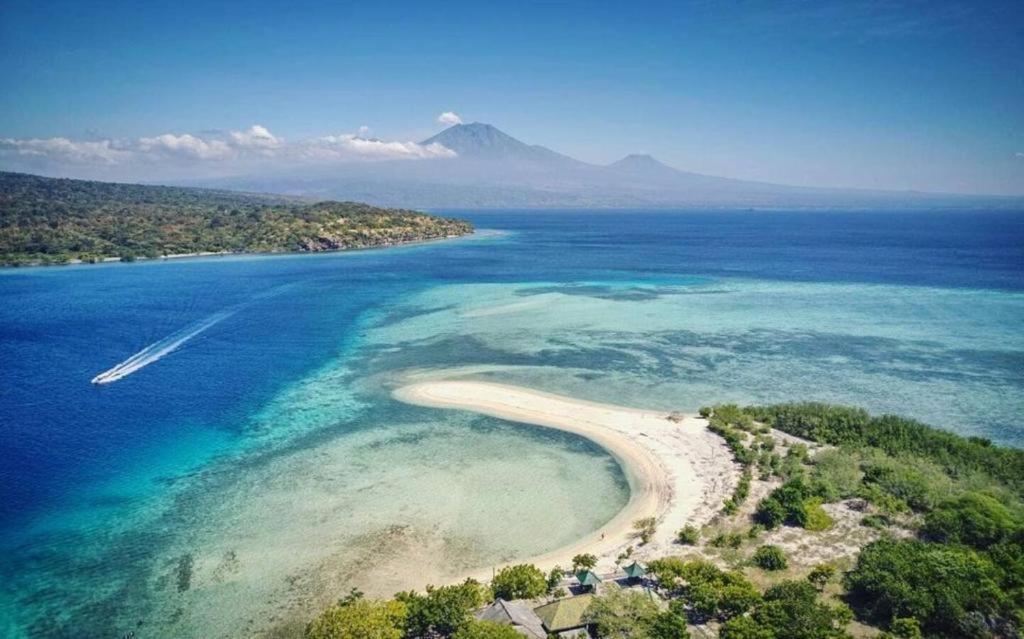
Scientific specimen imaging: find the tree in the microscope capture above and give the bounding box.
[754,497,786,529]
[752,545,788,571]
[584,584,661,639]
[396,580,487,637]
[752,580,850,639]
[572,553,598,572]
[922,492,1019,549]
[490,564,547,601]
[452,620,523,639]
[547,566,566,592]
[648,610,690,639]
[663,560,760,623]
[634,518,657,545]
[676,525,699,545]
[305,599,407,639]
[646,557,688,591]
[806,564,835,591]
[719,615,775,639]
[843,539,1005,635]
[889,618,922,639]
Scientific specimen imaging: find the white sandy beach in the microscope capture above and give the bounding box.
[392,380,739,574]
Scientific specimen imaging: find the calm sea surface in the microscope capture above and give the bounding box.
[2,210,1022,636]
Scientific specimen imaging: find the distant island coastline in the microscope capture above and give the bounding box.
[0,171,474,267]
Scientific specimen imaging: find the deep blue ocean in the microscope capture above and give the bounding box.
[2,210,1023,637]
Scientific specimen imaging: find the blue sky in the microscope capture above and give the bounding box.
[1,0,1022,194]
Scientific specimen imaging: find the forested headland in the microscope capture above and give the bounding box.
[0,171,473,266]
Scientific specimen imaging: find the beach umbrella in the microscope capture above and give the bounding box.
[623,561,646,579]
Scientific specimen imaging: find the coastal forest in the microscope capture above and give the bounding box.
[0,171,473,266]
[305,403,1024,639]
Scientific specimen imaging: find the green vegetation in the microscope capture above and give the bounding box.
[583,584,666,639]
[745,402,1024,496]
[676,525,699,545]
[395,580,489,638]
[633,517,657,545]
[807,564,836,591]
[845,539,1011,636]
[0,171,472,265]
[306,598,407,639]
[720,580,852,639]
[306,403,1023,639]
[735,402,1024,637]
[751,545,788,571]
[489,564,547,601]
[571,553,598,572]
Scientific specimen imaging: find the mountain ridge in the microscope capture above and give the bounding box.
[177,122,1023,210]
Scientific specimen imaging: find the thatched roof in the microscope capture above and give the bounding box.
[475,598,546,639]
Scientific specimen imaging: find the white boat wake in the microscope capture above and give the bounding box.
[90,310,234,385]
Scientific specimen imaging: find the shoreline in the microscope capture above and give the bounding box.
[392,380,739,576]
[1,231,474,270]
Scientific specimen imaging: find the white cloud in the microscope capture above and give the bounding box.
[136,133,233,160]
[315,134,456,160]
[1016,152,1024,159]
[0,123,457,179]
[0,137,131,164]
[437,111,463,126]
[229,125,281,150]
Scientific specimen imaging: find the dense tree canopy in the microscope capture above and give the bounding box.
[306,599,408,639]
[489,564,547,601]
[844,539,1008,635]
[0,171,472,265]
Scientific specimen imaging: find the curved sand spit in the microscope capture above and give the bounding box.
[392,380,738,574]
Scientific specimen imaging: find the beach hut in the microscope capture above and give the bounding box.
[475,598,546,639]
[623,561,646,582]
[575,570,602,592]
[534,593,595,638]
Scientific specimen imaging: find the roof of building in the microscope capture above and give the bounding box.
[475,598,546,639]
[534,593,595,632]
[623,561,646,578]
[576,570,602,586]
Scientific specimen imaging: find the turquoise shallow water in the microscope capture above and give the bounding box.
[1,210,1022,637]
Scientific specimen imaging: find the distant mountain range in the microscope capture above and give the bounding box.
[187,123,1022,210]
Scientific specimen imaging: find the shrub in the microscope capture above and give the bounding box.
[490,565,547,601]
[634,517,657,544]
[810,449,862,501]
[752,545,788,571]
[922,492,1019,549]
[676,525,699,545]
[889,617,922,639]
[711,532,743,549]
[859,513,891,529]
[802,499,834,532]
[806,564,836,591]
